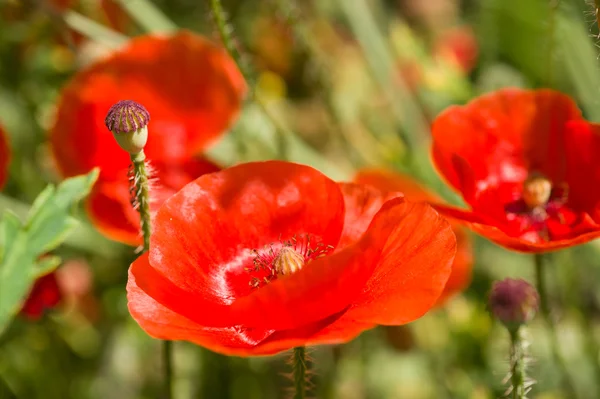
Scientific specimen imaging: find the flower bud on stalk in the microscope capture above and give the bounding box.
[104,100,172,398]
[489,279,539,399]
[104,100,150,155]
[489,278,539,333]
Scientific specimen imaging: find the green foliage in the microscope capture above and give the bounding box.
[0,169,98,336]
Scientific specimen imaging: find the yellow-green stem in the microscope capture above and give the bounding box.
[509,328,526,399]
[208,0,288,158]
[130,151,173,399]
[545,0,560,86]
[534,253,577,398]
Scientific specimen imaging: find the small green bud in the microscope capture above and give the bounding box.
[104,100,150,154]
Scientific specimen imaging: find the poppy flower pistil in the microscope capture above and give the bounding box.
[248,234,334,289]
[522,174,553,210]
[274,247,305,275]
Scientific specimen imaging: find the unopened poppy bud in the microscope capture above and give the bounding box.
[273,247,305,276]
[489,278,539,332]
[104,100,150,154]
[523,174,552,209]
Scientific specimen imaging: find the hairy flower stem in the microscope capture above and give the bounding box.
[130,152,151,252]
[509,328,526,399]
[207,0,288,159]
[534,254,577,398]
[594,1,600,36]
[130,151,173,399]
[292,347,308,399]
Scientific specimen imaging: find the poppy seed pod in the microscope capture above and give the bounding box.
[489,278,539,332]
[104,100,150,154]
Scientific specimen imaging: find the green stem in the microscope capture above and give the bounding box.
[545,0,560,87]
[208,0,290,159]
[130,151,173,399]
[336,0,430,152]
[293,347,307,399]
[163,340,173,399]
[130,152,151,252]
[534,253,577,398]
[509,328,526,399]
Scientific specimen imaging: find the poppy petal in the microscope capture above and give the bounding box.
[50,30,246,181]
[252,312,375,355]
[337,182,402,250]
[355,169,473,305]
[133,161,346,328]
[431,88,581,200]
[21,273,62,320]
[127,254,274,356]
[0,124,9,190]
[344,200,456,324]
[434,203,600,253]
[86,157,220,245]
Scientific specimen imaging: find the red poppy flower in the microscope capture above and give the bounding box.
[353,169,473,305]
[20,273,62,320]
[127,161,456,356]
[0,124,9,190]
[431,88,600,252]
[50,31,246,244]
[434,26,478,74]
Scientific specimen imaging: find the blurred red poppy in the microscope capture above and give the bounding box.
[20,273,62,320]
[353,169,472,305]
[127,161,456,356]
[50,31,246,245]
[431,88,600,252]
[0,124,9,190]
[434,26,478,74]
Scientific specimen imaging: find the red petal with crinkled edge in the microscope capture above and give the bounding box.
[561,121,600,216]
[50,30,246,181]
[128,254,274,356]
[128,194,455,355]
[342,200,455,324]
[86,157,220,246]
[433,203,600,253]
[0,124,9,190]
[353,169,473,305]
[133,161,346,330]
[128,255,372,356]
[431,88,582,204]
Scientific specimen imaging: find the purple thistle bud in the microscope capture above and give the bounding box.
[104,100,150,154]
[489,278,539,331]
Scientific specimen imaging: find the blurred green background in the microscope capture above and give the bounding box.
[2,0,600,398]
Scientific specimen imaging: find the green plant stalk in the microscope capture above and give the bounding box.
[130,151,173,399]
[114,0,177,33]
[509,328,526,399]
[336,0,429,152]
[293,347,307,399]
[545,0,560,87]
[208,0,288,159]
[130,152,151,252]
[534,253,577,398]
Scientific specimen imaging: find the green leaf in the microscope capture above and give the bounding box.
[114,0,177,34]
[0,169,99,336]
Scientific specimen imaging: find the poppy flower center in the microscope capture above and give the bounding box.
[504,172,571,242]
[247,234,334,289]
[522,174,552,209]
